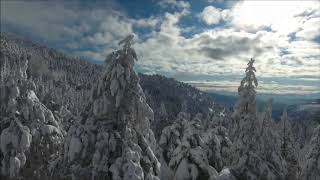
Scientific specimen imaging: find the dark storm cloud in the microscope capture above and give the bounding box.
[187,34,268,60]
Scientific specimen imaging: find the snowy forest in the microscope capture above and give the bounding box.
[0,32,319,180]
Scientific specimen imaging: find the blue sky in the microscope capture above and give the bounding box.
[1,0,320,95]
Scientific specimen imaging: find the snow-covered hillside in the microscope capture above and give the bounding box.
[1,33,227,139]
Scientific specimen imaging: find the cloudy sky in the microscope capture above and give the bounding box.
[1,0,320,95]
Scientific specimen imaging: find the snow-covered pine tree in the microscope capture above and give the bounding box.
[159,110,236,180]
[152,102,170,139]
[230,58,287,180]
[300,124,320,180]
[0,51,65,179]
[159,112,219,180]
[233,58,258,118]
[58,34,160,180]
[279,108,299,180]
[231,58,260,155]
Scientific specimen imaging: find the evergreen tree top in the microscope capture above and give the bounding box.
[118,34,134,51]
[240,58,258,89]
[246,58,256,72]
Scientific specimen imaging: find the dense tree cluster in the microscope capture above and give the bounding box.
[0,48,65,179]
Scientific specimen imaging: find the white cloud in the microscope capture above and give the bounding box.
[132,17,160,28]
[231,1,320,35]
[1,1,137,58]
[295,17,320,40]
[200,6,221,25]
[200,6,230,25]
[1,1,76,41]
[0,1,126,44]
[135,15,319,80]
[159,0,190,10]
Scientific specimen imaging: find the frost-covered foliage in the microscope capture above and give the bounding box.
[159,112,218,180]
[0,51,65,179]
[159,112,233,180]
[1,33,99,114]
[203,126,233,172]
[287,103,320,148]
[300,125,320,180]
[278,108,299,180]
[56,35,160,180]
